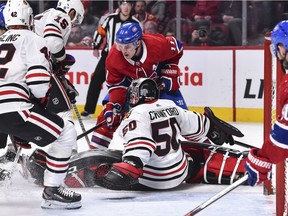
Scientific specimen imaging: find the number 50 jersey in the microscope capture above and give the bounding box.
[117,99,210,189]
[0,29,51,114]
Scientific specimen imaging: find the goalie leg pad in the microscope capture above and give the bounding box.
[64,149,122,188]
[202,147,248,185]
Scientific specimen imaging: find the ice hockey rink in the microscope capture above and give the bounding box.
[0,118,276,216]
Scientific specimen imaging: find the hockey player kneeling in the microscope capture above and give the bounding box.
[26,78,247,190]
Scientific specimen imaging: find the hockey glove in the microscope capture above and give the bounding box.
[104,102,122,128]
[59,76,79,104]
[204,107,244,145]
[159,64,181,91]
[52,54,75,76]
[103,161,143,190]
[245,148,272,186]
[12,136,31,149]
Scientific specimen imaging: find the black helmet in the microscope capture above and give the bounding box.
[128,78,159,108]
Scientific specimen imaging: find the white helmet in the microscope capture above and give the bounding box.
[57,0,84,24]
[4,0,33,28]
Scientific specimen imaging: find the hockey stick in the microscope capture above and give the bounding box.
[72,103,90,145]
[77,120,106,141]
[181,141,247,157]
[184,174,248,216]
[234,140,257,149]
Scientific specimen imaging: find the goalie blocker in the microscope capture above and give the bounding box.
[24,142,248,189]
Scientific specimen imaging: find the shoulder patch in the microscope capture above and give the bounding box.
[123,110,132,120]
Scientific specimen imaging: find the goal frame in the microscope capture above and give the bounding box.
[264,33,286,216]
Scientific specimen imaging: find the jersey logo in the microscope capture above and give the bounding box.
[123,110,132,120]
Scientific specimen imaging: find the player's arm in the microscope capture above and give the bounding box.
[43,14,71,61]
[102,53,131,128]
[92,15,110,50]
[159,36,184,91]
[245,74,288,186]
[26,35,51,104]
[179,107,243,145]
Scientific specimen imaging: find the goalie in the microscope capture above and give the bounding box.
[245,20,288,186]
[25,78,248,190]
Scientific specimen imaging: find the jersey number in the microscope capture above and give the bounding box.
[54,16,69,29]
[152,118,181,156]
[0,44,16,79]
[122,118,181,157]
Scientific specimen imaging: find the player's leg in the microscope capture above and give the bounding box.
[0,105,81,209]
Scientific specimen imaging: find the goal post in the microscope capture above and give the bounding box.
[264,32,287,216]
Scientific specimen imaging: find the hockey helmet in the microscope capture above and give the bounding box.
[57,0,84,24]
[128,78,159,108]
[116,22,142,45]
[271,20,288,57]
[0,3,6,29]
[118,0,133,6]
[4,0,33,28]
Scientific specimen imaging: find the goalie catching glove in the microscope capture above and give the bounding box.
[245,148,272,186]
[103,159,143,190]
[204,107,244,145]
[159,64,181,91]
[52,54,75,76]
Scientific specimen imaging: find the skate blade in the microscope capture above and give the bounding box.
[41,199,82,209]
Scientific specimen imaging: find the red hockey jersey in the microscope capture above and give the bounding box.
[105,34,183,107]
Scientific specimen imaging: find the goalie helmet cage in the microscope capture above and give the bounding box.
[264,32,287,216]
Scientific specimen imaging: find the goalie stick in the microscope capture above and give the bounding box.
[181,141,248,157]
[184,174,248,216]
[234,140,256,149]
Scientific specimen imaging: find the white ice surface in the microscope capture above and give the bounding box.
[0,118,276,216]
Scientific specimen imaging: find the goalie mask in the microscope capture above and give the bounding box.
[128,78,159,108]
[4,0,33,29]
[57,0,84,24]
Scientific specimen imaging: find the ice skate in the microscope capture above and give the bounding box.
[41,185,82,209]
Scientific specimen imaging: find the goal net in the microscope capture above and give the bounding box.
[264,32,288,216]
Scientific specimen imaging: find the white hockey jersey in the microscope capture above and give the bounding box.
[34,8,71,61]
[0,29,51,114]
[117,99,211,189]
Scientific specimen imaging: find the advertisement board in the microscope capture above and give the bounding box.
[66,48,264,122]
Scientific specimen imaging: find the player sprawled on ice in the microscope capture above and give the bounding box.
[245,20,288,186]
[24,78,248,190]
[90,21,188,150]
[0,0,82,209]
